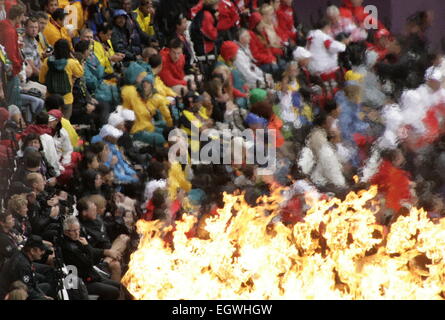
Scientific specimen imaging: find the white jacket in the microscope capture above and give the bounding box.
[53,127,73,166]
[234,43,266,88]
[298,127,346,188]
[40,134,63,176]
[307,29,346,75]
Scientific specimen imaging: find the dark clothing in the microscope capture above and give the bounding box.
[0,229,18,270]
[0,251,47,300]
[13,214,32,239]
[80,217,112,250]
[112,16,150,62]
[60,235,104,282]
[27,192,62,241]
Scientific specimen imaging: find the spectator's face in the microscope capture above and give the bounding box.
[86,202,97,220]
[239,31,250,46]
[30,247,45,261]
[176,18,187,34]
[122,0,132,13]
[38,18,48,32]
[0,214,15,232]
[105,171,114,185]
[18,204,28,217]
[94,174,103,189]
[115,15,126,28]
[34,175,46,193]
[88,156,99,170]
[65,223,80,241]
[140,0,154,16]
[99,30,112,42]
[81,31,94,43]
[25,21,39,38]
[46,0,58,14]
[169,47,182,63]
[142,81,153,96]
[29,139,41,150]
[48,119,59,129]
[100,145,110,162]
[351,0,363,7]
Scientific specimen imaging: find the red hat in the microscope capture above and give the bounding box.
[375,28,390,40]
[48,109,63,121]
[220,41,239,62]
[249,12,262,30]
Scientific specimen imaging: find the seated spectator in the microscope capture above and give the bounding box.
[159,38,190,95]
[0,235,53,300]
[93,23,125,76]
[43,8,73,51]
[61,216,120,300]
[0,210,19,270]
[8,194,32,242]
[39,39,84,119]
[133,0,156,37]
[149,54,177,99]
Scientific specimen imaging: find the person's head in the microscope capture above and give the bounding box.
[326,5,340,24]
[26,173,45,193]
[0,211,15,232]
[142,47,158,62]
[90,141,110,163]
[74,39,91,60]
[8,5,26,25]
[316,17,331,32]
[175,13,188,34]
[36,11,49,32]
[82,151,100,169]
[107,113,125,131]
[168,38,183,63]
[77,198,97,221]
[88,194,107,216]
[25,17,39,38]
[139,0,154,16]
[23,150,42,170]
[82,0,94,6]
[63,216,81,241]
[51,8,68,26]
[121,0,132,12]
[113,9,127,28]
[22,133,41,152]
[148,54,162,74]
[312,111,328,129]
[48,109,63,131]
[260,4,275,25]
[325,99,340,118]
[220,41,239,63]
[45,94,64,111]
[54,38,71,60]
[80,28,94,44]
[44,0,59,15]
[97,23,113,43]
[98,164,114,185]
[283,61,299,80]
[83,168,103,189]
[7,194,28,217]
[139,75,154,98]
[23,235,47,261]
[237,28,250,46]
[381,148,405,168]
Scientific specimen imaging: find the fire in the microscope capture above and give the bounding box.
[122,186,445,300]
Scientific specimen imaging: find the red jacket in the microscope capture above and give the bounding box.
[0,19,23,76]
[370,160,412,212]
[248,30,276,65]
[217,0,240,31]
[202,10,218,54]
[159,48,186,87]
[340,0,385,30]
[276,3,296,42]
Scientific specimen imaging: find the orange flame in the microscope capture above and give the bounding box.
[122,186,445,300]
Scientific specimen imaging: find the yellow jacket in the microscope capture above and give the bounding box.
[121,85,173,134]
[92,40,115,75]
[61,117,80,147]
[58,0,70,8]
[70,1,87,35]
[154,75,177,98]
[43,18,73,51]
[168,162,192,200]
[39,58,84,105]
[134,8,155,36]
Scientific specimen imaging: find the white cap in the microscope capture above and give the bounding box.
[425,66,443,82]
[108,113,125,127]
[293,47,312,61]
[120,109,135,122]
[99,124,123,139]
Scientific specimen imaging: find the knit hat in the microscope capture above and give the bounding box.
[293,46,312,61]
[48,109,63,122]
[113,9,127,18]
[249,12,262,30]
[121,109,135,122]
[245,112,268,127]
[249,88,268,105]
[344,70,364,87]
[108,113,125,127]
[142,74,154,84]
[220,41,239,62]
[99,124,123,139]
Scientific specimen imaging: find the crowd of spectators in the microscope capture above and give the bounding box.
[0,0,444,300]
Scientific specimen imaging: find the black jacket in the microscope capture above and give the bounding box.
[60,235,104,282]
[0,230,18,270]
[80,217,112,250]
[0,251,46,300]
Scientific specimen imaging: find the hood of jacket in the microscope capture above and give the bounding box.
[123,61,147,85]
[48,56,68,71]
